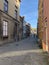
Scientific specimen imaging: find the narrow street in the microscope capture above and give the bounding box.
[0,36,48,65]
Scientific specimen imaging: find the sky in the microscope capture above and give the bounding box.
[20,0,38,28]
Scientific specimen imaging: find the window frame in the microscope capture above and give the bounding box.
[2,20,8,38]
[15,10,17,19]
[4,0,8,13]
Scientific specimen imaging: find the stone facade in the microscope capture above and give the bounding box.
[0,0,20,20]
[0,0,21,44]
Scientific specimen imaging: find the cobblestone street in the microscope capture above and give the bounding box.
[0,37,48,65]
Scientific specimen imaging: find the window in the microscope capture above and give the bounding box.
[15,10,17,19]
[4,0,8,12]
[3,21,8,37]
[15,5,18,9]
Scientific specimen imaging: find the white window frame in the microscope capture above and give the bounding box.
[3,20,8,37]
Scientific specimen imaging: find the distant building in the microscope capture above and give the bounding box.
[31,28,37,34]
[25,23,31,37]
[19,16,24,40]
[23,17,26,38]
[22,17,31,38]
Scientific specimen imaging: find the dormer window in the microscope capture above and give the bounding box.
[4,0,8,13]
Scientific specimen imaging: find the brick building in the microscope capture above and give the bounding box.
[38,0,49,52]
[42,0,49,52]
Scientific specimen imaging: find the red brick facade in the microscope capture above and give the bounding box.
[38,0,49,52]
[42,0,49,52]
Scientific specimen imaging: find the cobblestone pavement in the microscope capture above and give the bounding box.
[0,37,48,65]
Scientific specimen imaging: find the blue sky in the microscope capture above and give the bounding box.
[20,0,38,28]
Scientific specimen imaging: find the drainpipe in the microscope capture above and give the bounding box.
[46,26,48,51]
[45,17,48,52]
